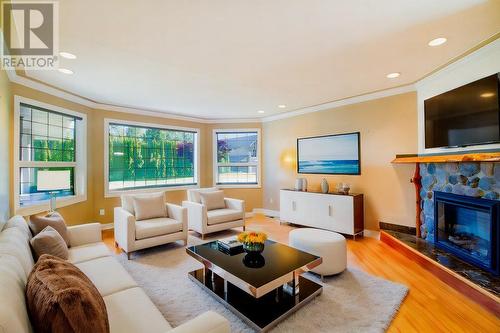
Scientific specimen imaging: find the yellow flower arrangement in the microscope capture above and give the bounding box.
[238,231,267,245]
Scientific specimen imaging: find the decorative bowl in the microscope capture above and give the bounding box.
[242,253,266,268]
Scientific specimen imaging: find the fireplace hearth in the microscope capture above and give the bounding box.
[434,191,499,275]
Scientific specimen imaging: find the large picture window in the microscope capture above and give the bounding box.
[214,129,260,187]
[14,96,87,214]
[106,120,199,194]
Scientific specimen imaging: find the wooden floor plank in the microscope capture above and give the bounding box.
[102,214,500,332]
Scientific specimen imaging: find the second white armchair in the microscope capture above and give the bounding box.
[183,188,245,239]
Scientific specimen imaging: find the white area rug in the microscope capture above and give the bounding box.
[116,237,408,333]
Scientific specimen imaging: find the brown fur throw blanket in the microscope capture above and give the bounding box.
[26,254,109,333]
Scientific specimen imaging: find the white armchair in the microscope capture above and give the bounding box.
[182,187,245,239]
[114,193,188,259]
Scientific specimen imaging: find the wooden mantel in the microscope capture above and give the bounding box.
[392,152,500,164]
[391,151,499,237]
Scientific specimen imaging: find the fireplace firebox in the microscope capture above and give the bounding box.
[434,191,499,275]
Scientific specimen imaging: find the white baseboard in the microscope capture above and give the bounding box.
[252,208,280,218]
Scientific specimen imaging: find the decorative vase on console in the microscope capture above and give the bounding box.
[295,178,303,191]
[321,178,329,193]
[342,183,351,195]
[302,178,308,191]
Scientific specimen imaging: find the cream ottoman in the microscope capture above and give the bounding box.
[289,228,347,279]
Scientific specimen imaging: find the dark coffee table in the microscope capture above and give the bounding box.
[186,240,323,332]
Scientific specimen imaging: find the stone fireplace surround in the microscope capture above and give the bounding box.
[420,162,500,241]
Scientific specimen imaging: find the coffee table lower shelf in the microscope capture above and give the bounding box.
[188,268,323,332]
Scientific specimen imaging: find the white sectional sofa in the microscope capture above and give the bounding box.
[0,216,230,333]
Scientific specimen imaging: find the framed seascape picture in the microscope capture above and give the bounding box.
[297,132,360,175]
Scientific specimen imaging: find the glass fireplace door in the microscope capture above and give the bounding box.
[436,202,492,268]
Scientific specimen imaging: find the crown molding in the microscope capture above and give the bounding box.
[415,37,500,91]
[9,69,263,123]
[261,84,416,122]
[93,101,261,124]
[9,69,416,124]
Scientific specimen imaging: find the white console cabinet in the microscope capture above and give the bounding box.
[279,189,364,237]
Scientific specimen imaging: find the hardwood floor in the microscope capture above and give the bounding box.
[103,215,500,332]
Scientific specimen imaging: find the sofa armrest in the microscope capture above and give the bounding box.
[166,203,188,233]
[67,223,102,247]
[225,198,245,214]
[182,201,207,234]
[168,311,230,333]
[114,207,136,252]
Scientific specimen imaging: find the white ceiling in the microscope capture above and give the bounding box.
[24,0,500,119]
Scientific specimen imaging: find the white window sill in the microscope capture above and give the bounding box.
[15,194,87,216]
[105,184,200,198]
[215,184,261,189]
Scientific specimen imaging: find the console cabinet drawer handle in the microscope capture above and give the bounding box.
[328,205,333,216]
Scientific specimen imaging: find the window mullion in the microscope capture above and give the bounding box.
[18,161,77,168]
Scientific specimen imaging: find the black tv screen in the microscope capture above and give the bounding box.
[424,73,500,149]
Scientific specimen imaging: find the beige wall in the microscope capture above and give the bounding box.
[262,92,418,230]
[0,70,10,221]
[8,83,263,224]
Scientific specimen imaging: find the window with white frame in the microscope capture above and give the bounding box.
[106,120,199,194]
[214,129,260,186]
[14,97,87,212]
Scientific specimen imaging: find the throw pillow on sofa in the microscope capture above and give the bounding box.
[30,226,69,260]
[29,212,70,246]
[133,192,167,221]
[26,254,110,333]
[200,190,226,211]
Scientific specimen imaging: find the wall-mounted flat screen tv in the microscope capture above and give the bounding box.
[297,132,360,175]
[424,73,500,149]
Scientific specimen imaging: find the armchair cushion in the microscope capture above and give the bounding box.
[188,187,218,203]
[121,192,165,216]
[207,209,244,225]
[133,193,166,221]
[135,218,183,240]
[200,190,226,211]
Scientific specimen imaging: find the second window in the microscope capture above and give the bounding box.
[214,129,260,186]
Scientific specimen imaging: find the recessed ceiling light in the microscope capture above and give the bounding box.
[59,51,77,59]
[480,92,495,98]
[278,104,286,108]
[58,68,73,75]
[257,110,265,114]
[428,37,447,47]
[386,72,400,79]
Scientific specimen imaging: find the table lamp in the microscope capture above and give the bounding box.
[37,170,71,213]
